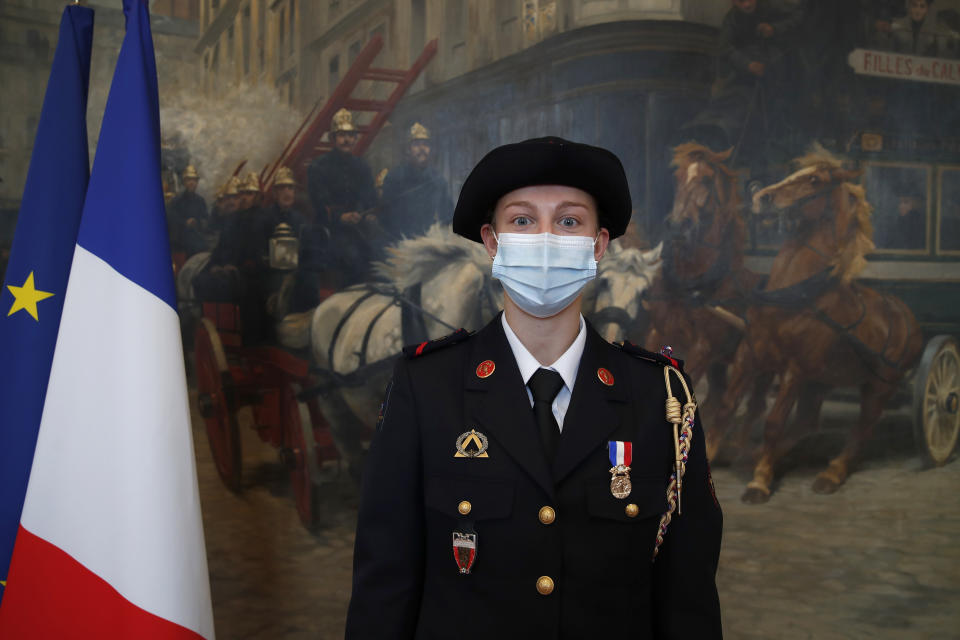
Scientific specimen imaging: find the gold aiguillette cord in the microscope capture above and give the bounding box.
[663,366,696,515]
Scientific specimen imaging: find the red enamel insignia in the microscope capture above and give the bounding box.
[476,360,496,379]
[452,531,477,574]
[597,367,614,386]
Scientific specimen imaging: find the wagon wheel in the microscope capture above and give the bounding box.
[284,383,321,529]
[194,317,243,491]
[912,335,960,467]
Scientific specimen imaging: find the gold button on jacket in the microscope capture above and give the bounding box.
[458,500,472,515]
[536,576,554,595]
[538,505,555,524]
[625,503,639,518]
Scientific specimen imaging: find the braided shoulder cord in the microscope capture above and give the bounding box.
[653,365,697,560]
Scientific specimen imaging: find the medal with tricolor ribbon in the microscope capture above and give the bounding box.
[608,440,633,499]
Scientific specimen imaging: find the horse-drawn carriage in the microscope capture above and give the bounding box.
[193,301,344,528]
[180,229,499,528]
[646,143,959,504]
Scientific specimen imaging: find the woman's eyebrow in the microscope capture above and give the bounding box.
[501,200,535,210]
[556,201,590,211]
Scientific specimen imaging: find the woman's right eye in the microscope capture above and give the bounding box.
[513,216,531,226]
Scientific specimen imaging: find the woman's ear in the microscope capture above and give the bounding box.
[480,223,498,260]
[594,228,611,261]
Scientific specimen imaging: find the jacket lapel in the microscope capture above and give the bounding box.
[552,323,628,485]
[464,315,555,500]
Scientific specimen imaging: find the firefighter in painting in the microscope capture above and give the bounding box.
[166,164,208,256]
[266,167,307,236]
[194,172,272,342]
[380,122,454,241]
[305,108,379,286]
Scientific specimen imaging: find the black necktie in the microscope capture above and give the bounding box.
[528,368,565,463]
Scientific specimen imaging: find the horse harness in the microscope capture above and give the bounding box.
[750,268,913,383]
[319,280,500,386]
[646,219,746,310]
[750,186,913,380]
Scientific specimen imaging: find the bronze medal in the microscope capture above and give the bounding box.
[609,465,632,499]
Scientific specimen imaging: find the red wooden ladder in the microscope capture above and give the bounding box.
[261,36,438,189]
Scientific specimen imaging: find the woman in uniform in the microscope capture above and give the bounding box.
[346,137,723,639]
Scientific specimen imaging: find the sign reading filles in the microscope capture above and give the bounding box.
[848,48,960,86]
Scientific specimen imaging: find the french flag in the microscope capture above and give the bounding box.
[0,1,214,638]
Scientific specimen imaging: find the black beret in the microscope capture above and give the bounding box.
[452,137,632,243]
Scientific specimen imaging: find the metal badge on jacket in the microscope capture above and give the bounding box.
[608,440,633,499]
[455,429,489,458]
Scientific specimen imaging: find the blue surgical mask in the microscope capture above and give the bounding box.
[491,231,598,318]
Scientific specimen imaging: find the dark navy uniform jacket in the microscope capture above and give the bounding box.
[380,163,454,240]
[346,315,723,639]
[265,203,307,237]
[166,190,208,255]
[305,148,379,284]
[306,148,377,218]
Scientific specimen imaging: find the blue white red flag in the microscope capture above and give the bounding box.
[0,1,214,637]
[608,441,633,467]
[0,3,94,603]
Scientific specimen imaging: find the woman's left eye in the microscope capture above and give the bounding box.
[559,217,577,227]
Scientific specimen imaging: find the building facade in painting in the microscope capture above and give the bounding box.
[192,1,960,253]
[195,1,726,106]
[195,0,726,235]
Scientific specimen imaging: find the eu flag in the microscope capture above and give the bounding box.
[0,4,94,600]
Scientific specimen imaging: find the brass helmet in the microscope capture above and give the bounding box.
[239,171,262,193]
[219,175,242,198]
[331,108,357,133]
[273,166,297,187]
[182,164,200,180]
[408,122,430,141]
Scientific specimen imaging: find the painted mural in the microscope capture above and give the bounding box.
[2,0,959,637]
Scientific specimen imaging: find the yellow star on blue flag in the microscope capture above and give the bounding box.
[0,2,93,606]
[6,272,55,322]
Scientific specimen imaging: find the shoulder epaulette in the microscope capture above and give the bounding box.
[402,328,472,358]
[617,340,685,370]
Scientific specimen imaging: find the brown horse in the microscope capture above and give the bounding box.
[709,147,923,503]
[645,143,766,446]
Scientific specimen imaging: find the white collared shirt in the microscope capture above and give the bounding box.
[501,313,587,432]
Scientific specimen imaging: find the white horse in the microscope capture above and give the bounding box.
[589,241,663,343]
[291,224,500,477]
[312,226,496,373]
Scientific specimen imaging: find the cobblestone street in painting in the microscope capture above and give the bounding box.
[192,395,960,639]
